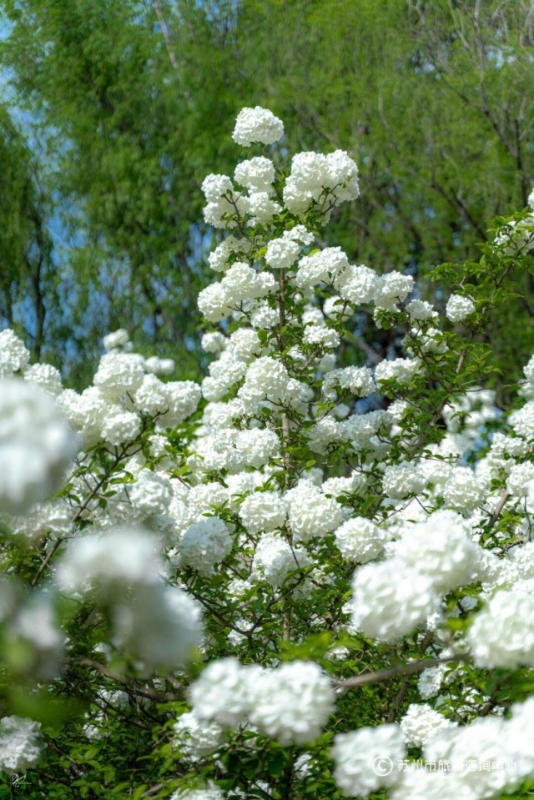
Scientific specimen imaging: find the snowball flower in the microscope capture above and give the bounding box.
[283,150,359,216]
[334,517,386,563]
[286,480,342,541]
[239,492,287,533]
[0,378,78,514]
[179,517,232,575]
[0,329,30,375]
[374,272,414,310]
[335,263,378,305]
[0,716,42,773]
[23,363,63,397]
[265,235,301,270]
[252,532,310,587]
[400,703,456,747]
[391,511,481,593]
[446,294,476,322]
[423,715,520,799]
[351,560,440,641]
[129,470,173,516]
[103,328,129,351]
[506,461,534,497]
[332,724,405,797]
[382,462,425,499]
[249,661,334,745]
[55,526,165,593]
[93,352,145,398]
[234,157,275,193]
[442,466,486,511]
[101,409,141,446]
[173,712,227,760]
[235,428,280,467]
[466,589,534,668]
[295,247,350,290]
[238,356,292,408]
[322,366,376,399]
[232,106,284,146]
[375,357,420,386]
[201,332,227,353]
[189,657,261,727]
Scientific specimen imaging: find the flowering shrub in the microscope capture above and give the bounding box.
[2,106,534,798]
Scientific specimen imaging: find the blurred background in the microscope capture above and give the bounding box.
[0,0,533,389]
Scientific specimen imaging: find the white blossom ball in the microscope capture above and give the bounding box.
[93,352,145,398]
[239,492,287,533]
[466,589,534,668]
[103,328,129,351]
[287,481,342,542]
[129,470,173,517]
[179,517,232,575]
[232,106,284,147]
[0,329,30,375]
[101,410,141,446]
[249,661,334,745]
[234,156,275,193]
[265,235,300,270]
[391,510,482,593]
[252,532,311,587]
[446,294,476,322]
[173,711,227,761]
[334,517,386,563]
[55,526,165,593]
[0,716,42,773]
[190,657,261,727]
[400,703,456,747]
[0,378,78,514]
[351,560,440,642]
[332,724,405,797]
[23,363,63,396]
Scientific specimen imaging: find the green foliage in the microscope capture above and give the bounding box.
[0,0,534,386]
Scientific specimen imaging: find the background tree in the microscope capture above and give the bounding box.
[0,106,57,364]
[0,0,533,392]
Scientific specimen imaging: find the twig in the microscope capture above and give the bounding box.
[153,0,178,70]
[335,656,463,689]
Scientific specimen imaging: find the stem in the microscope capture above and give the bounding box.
[335,655,465,690]
[152,0,178,70]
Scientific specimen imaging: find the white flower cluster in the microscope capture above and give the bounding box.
[57,348,200,449]
[332,724,405,797]
[190,657,334,745]
[0,716,42,773]
[283,150,359,217]
[173,712,227,761]
[286,479,343,542]
[252,532,310,587]
[0,377,78,514]
[232,106,284,147]
[8,106,534,800]
[55,526,203,668]
[179,517,233,576]
[446,293,476,322]
[466,588,534,668]
[400,703,456,747]
[334,517,386,563]
[350,511,483,641]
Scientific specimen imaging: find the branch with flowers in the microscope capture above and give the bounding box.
[1,106,534,799]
